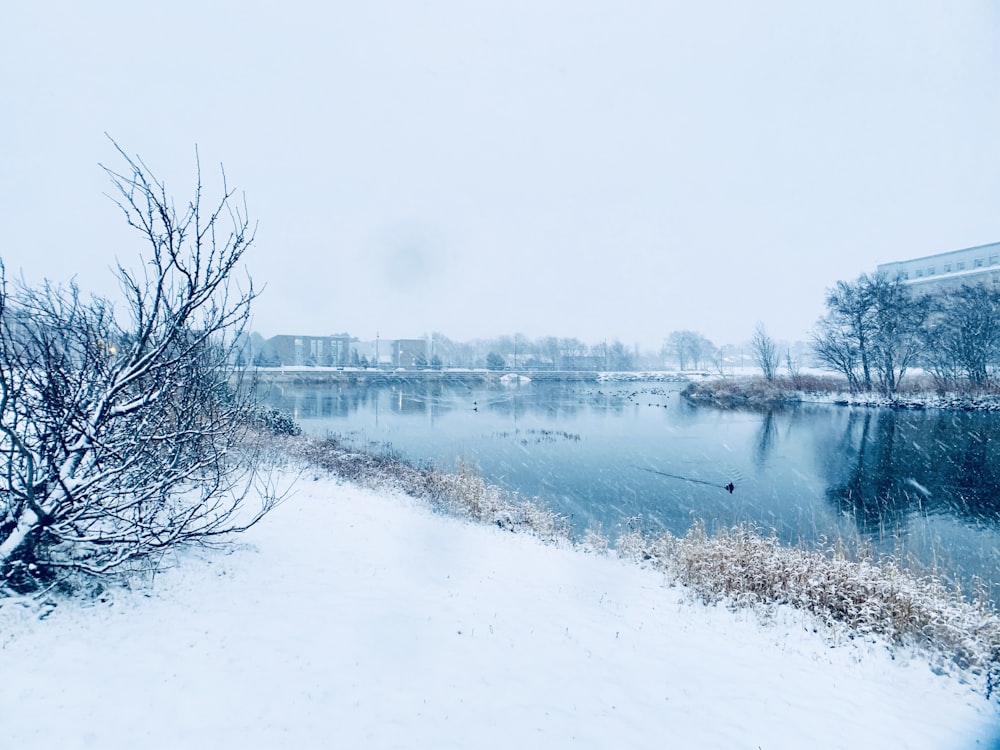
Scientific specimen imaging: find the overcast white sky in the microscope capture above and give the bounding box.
[3,1,1000,350]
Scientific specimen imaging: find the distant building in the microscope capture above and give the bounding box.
[878,241,1000,292]
[266,334,353,366]
[258,333,435,368]
[353,339,392,367]
[391,339,428,368]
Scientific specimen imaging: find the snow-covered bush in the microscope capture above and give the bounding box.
[249,406,302,436]
[0,142,277,593]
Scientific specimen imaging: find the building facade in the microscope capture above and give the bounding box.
[265,334,354,366]
[877,241,1000,292]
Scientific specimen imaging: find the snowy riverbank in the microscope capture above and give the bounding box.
[808,391,1000,411]
[0,470,997,748]
[681,374,1000,412]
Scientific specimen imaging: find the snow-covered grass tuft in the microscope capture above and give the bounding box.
[429,461,567,541]
[618,521,1000,699]
[293,435,568,542]
[247,406,302,436]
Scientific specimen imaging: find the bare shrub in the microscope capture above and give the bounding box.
[250,407,302,436]
[0,142,276,594]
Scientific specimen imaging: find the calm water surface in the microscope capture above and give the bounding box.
[265,379,1000,601]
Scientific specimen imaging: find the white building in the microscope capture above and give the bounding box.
[877,241,1000,291]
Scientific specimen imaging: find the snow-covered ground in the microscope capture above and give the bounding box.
[1,473,997,749]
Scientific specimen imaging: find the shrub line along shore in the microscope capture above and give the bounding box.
[256,368,1000,411]
[681,374,1000,411]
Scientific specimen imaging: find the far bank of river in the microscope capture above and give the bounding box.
[252,367,607,386]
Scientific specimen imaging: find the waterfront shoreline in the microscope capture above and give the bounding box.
[682,376,1000,412]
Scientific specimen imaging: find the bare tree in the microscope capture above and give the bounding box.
[922,283,1000,389]
[812,273,927,394]
[785,349,803,388]
[750,322,779,381]
[663,330,716,371]
[559,337,588,358]
[866,274,930,394]
[816,278,874,390]
[0,142,276,593]
[606,339,634,371]
[812,317,861,391]
[539,336,561,369]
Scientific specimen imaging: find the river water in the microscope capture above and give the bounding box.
[264,378,1000,602]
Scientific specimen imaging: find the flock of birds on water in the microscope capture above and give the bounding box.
[471,386,738,494]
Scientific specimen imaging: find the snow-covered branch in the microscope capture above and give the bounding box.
[0,142,275,593]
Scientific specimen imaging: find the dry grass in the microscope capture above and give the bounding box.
[294,435,567,542]
[429,461,567,541]
[618,522,1000,699]
[897,374,1000,397]
[682,375,847,407]
[687,373,1000,406]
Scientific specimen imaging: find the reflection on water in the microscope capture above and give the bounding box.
[753,410,779,469]
[263,379,1000,603]
[820,409,1000,536]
